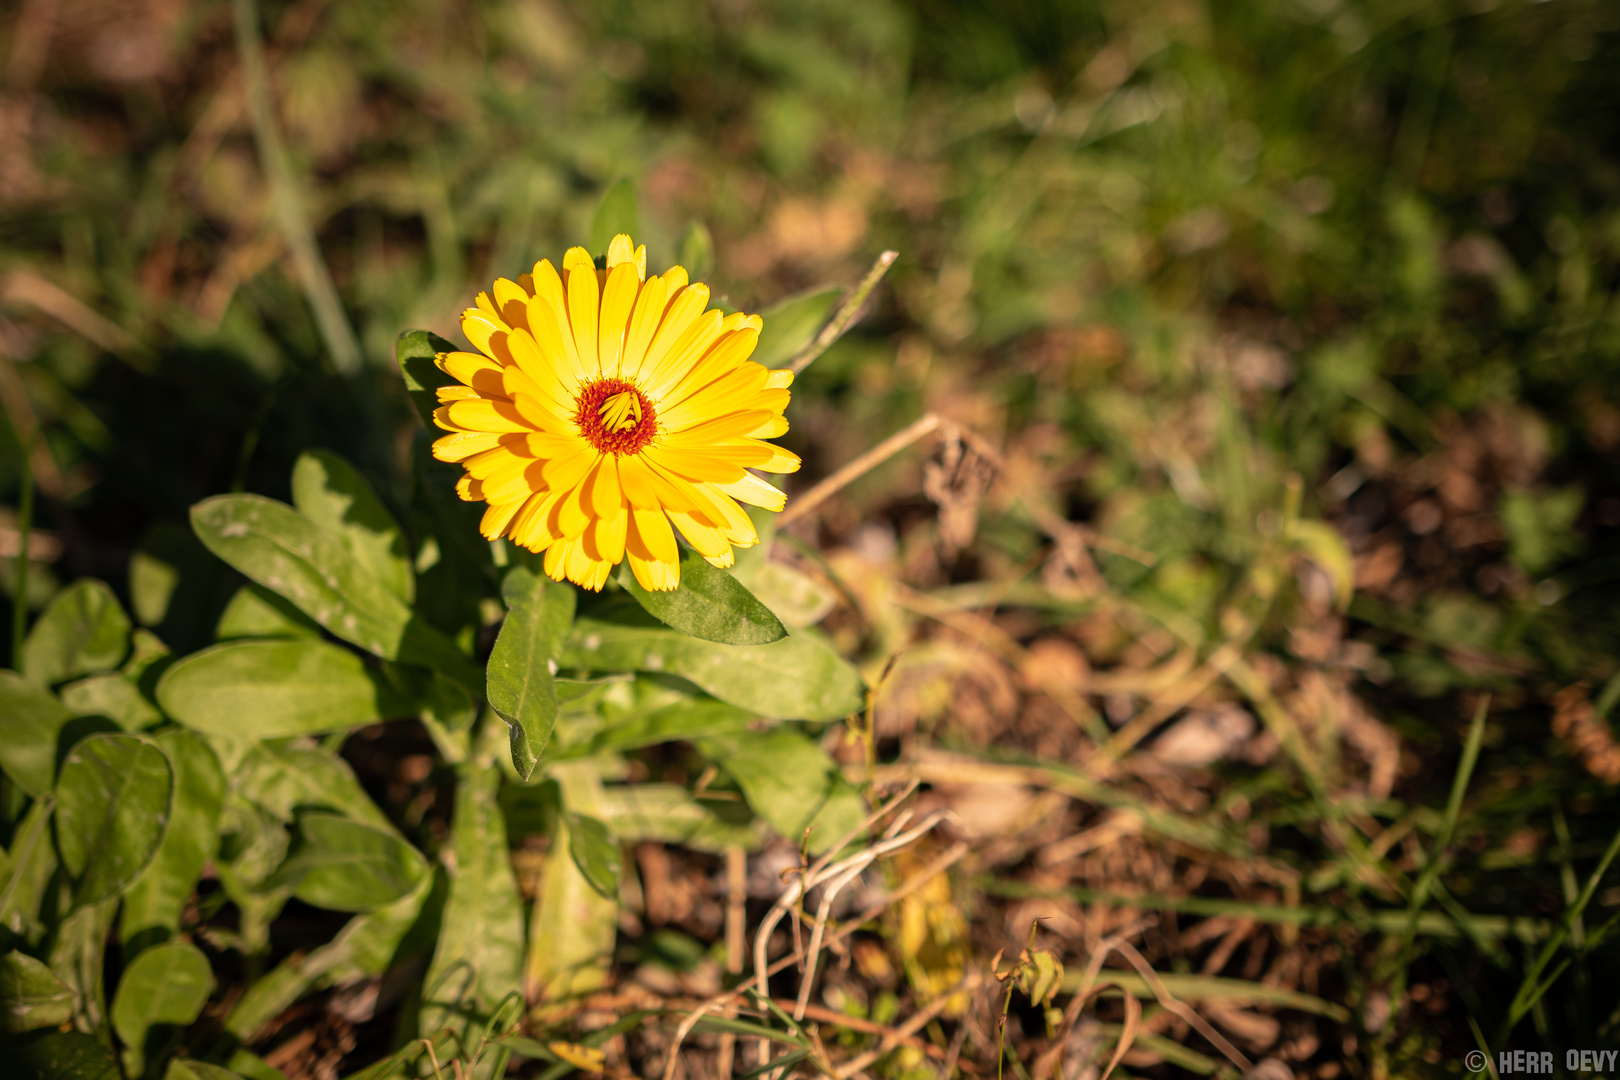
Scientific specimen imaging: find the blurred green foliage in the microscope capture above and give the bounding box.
[3,0,1620,1072]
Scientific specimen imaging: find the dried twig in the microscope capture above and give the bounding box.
[779,413,943,528]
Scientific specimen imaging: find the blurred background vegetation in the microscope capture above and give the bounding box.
[4,0,1620,1074]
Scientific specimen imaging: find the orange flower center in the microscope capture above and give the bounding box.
[575,377,657,455]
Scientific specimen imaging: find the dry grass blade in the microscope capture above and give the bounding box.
[832,971,988,1080]
[1,271,148,370]
[1101,987,1142,1080]
[787,250,899,374]
[779,413,942,527]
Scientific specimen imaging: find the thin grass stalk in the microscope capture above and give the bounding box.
[231,0,363,375]
[786,251,898,375]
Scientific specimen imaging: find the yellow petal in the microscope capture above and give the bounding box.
[432,431,503,462]
[480,495,528,539]
[690,483,757,546]
[644,445,746,485]
[541,449,597,491]
[667,510,730,559]
[443,398,532,434]
[585,505,628,566]
[492,277,531,332]
[436,385,479,402]
[765,368,794,389]
[587,456,625,518]
[703,550,735,569]
[746,415,790,439]
[565,256,600,377]
[620,272,669,379]
[659,326,761,409]
[438,350,507,396]
[754,444,802,474]
[715,472,787,512]
[629,505,679,566]
[461,309,507,359]
[598,261,639,378]
[510,488,566,551]
[637,285,713,390]
[562,246,594,273]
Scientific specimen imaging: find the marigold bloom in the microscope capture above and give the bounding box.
[431,234,799,592]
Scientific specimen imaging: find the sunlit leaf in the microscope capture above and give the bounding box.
[487,567,574,780]
[396,330,464,430]
[54,733,173,908]
[272,814,428,912]
[120,730,227,956]
[0,950,76,1033]
[564,812,621,900]
[292,449,414,604]
[589,178,640,255]
[563,614,863,721]
[0,669,75,798]
[22,579,131,688]
[617,553,786,645]
[110,940,213,1077]
[157,639,407,739]
[752,286,840,370]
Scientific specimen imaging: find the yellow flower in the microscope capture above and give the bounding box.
[430,234,799,592]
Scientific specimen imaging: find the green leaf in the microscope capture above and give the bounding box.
[189,494,475,685]
[224,873,432,1040]
[739,563,836,628]
[54,733,174,907]
[488,568,574,780]
[47,899,116,1034]
[291,450,414,604]
[751,286,840,370]
[232,743,396,833]
[559,697,755,760]
[396,330,464,430]
[215,584,322,641]
[677,221,714,277]
[120,730,227,956]
[421,728,524,1040]
[111,940,213,1078]
[157,639,406,739]
[565,813,621,900]
[0,669,74,798]
[697,728,860,853]
[594,784,763,853]
[272,814,427,912]
[60,673,162,731]
[0,802,58,947]
[165,1061,249,1080]
[617,554,787,645]
[590,178,640,255]
[563,616,864,720]
[22,579,132,687]
[526,762,617,1000]
[1,950,76,1033]
[7,1029,121,1080]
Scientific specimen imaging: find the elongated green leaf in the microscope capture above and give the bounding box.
[488,568,574,780]
[213,799,291,957]
[397,330,463,430]
[740,563,835,628]
[697,729,857,852]
[215,584,321,641]
[1,950,76,1033]
[273,814,427,912]
[9,1029,121,1080]
[292,450,414,604]
[752,286,841,369]
[556,697,755,761]
[189,494,475,684]
[224,873,431,1040]
[526,763,618,1001]
[618,554,786,645]
[48,899,116,1034]
[565,813,621,900]
[60,673,162,731]
[0,802,58,946]
[22,579,131,688]
[121,730,227,956]
[677,220,713,276]
[0,669,74,798]
[111,940,213,1077]
[594,784,763,852]
[232,743,395,832]
[55,733,173,907]
[563,616,864,720]
[157,639,406,739]
[165,1061,249,1080]
[590,178,640,254]
[421,728,523,1043]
